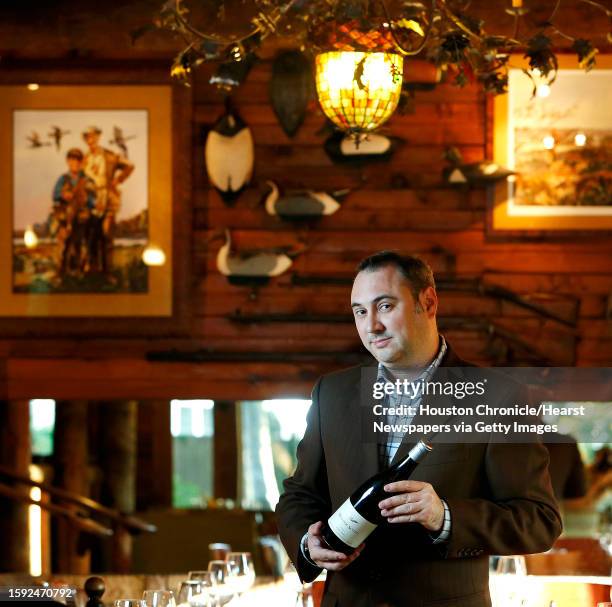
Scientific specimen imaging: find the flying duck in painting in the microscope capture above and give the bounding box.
[205,106,254,206]
[48,126,70,151]
[263,181,348,220]
[109,126,136,157]
[27,131,51,149]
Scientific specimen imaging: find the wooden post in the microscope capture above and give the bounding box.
[53,400,90,574]
[137,401,172,508]
[100,401,137,573]
[0,400,31,572]
[214,401,238,500]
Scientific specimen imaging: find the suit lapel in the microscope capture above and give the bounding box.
[353,365,381,480]
[389,345,467,466]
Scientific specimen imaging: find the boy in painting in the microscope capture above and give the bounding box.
[51,148,96,279]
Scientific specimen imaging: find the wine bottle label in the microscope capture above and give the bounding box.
[328,498,378,548]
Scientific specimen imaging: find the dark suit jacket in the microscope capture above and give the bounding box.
[276,346,562,607]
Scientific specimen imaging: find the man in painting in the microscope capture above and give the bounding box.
[51,148,96,279]
[82,126,134,280]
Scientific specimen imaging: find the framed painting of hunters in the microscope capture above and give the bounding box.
[0,82,175,316]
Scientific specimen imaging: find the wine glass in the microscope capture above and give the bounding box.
[208,560,234,606]
[496,555,527,576]
[495,556,528,607]
[225,552,256,597]
[115,601,146,607]
[142,591,176,607]
[176,581,210,607]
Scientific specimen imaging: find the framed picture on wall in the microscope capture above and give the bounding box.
[490,55,612,233]
[0,82,177,317]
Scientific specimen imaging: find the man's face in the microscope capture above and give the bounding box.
[351,265,437,368]
[84,132,100,150]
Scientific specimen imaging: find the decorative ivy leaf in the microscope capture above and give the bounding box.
[572,38,599,71]
[525,32,557,80]
[394,18,425,37]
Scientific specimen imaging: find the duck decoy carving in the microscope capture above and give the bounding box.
[205,103,254,206]
[263,181,348,220]
[443,147,514,185]
[215,229,303,284]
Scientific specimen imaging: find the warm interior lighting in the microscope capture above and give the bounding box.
[542,135,555,150]
[27,83,40,91]
[536,84,551,98]
[29,464,44,577]
[142,245,166,267]
[315,51,403,134]
[574,132,587,146]
[24,226,38,249]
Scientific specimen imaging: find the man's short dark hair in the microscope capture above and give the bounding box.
[355,250,435,299]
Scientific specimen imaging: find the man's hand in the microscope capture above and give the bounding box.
[307,521,364,571]
[378,480,444,532]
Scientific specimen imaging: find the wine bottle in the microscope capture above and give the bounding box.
[321,440,433,554]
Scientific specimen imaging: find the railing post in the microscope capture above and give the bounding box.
[0,400,31,572]
[54,400,90,573]
[100,401,137,573]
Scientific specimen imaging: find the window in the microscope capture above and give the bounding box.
[171,400,215,508]
[30,399,55,457]
[239,399,311,510]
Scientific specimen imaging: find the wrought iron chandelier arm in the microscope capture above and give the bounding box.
[379,0,436,56]
[579,0,612,17]
[546,0,563,23]
[437,0,484,42]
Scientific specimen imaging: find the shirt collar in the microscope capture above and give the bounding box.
[377,335,447,384]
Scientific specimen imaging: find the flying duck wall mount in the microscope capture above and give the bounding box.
[205,103,254,206]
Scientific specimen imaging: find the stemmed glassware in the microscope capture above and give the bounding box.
[208,560,234,606]
[115,601,146,607]
[142,591,176,607]
[177,580,211,607]
[224,552,255,605]
[495,556,528,607]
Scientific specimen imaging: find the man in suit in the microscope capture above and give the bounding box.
[276,251,562,607]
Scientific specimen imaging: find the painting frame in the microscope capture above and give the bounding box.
[488,54,612,236]
[0,62,191,335]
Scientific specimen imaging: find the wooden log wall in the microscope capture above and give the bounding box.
[0,0,610,401]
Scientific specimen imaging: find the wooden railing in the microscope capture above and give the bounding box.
[0,464,156,570]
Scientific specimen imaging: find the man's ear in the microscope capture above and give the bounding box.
[419,286,438,317]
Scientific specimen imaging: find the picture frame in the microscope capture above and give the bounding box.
[0,62,191,335]
[489,54,612,234]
